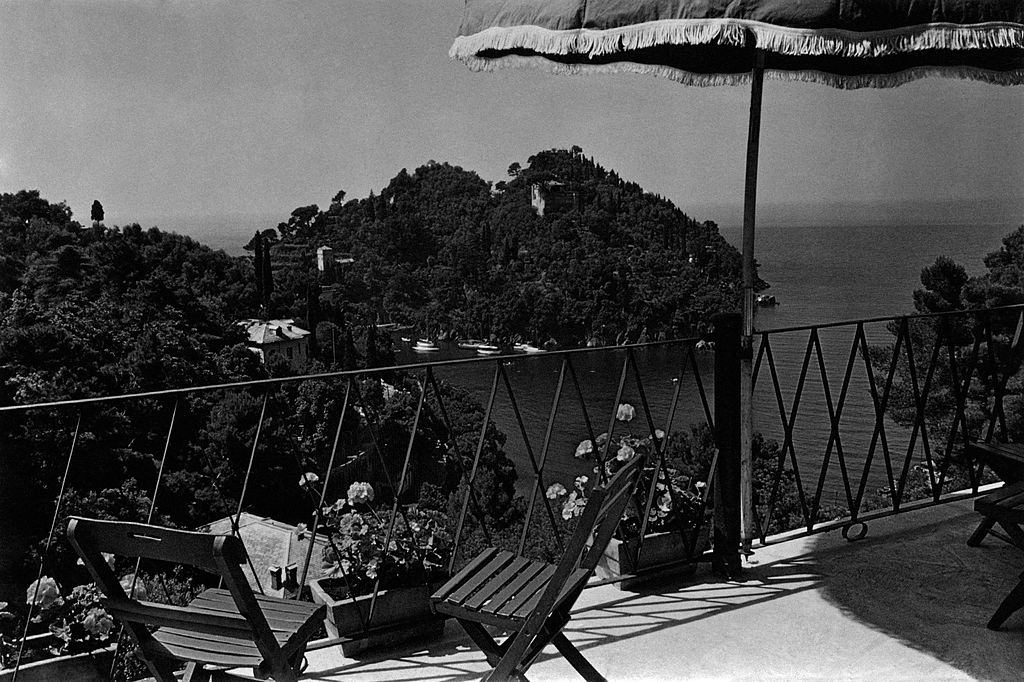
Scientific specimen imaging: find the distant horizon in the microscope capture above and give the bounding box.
[105,194,1024,257]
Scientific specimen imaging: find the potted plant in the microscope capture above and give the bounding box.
[549,403,711,586]
[0,570,140,681]
[308,481,452,655]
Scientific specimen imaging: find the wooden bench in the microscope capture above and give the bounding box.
[972,481,1024,629]
[966,442,1024,547]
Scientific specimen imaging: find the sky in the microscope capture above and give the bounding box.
[0,0,1022,234]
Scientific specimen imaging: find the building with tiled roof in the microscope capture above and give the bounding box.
[238,318,311,370]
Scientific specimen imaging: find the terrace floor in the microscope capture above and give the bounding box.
[292,498,1024,681]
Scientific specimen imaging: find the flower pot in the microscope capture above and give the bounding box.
[595,525,710,589]
[0,634,115,682]
[309,578,446,656]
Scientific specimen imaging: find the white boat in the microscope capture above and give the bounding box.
[513,343,544,354]
[458,339,486,350]
[412,339,439,352]
[476,344,501,355]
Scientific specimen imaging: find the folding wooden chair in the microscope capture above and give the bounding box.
[431,454,644,682]
[67,517,325,682]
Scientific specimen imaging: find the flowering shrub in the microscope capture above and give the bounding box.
[555,403,708,539]
[0,576,118,668]
[318,482,453,597]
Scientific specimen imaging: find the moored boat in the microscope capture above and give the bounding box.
[413,339,440,352]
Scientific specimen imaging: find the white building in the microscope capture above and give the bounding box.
[238,318,311,370]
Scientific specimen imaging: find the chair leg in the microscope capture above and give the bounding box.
[182,662,210,682]
[551,633,607,682]
[968,517,995,546]
[989,573,1024,630]
[998,521,1024,551]
[459,620,506,666]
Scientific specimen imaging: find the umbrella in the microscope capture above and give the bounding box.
[449,0,1024,563]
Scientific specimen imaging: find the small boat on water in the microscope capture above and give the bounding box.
[476,344,501,356]
[457,339,486,350]
[412,339,439,352]
[756,294,779,307]
[513,343,544,354]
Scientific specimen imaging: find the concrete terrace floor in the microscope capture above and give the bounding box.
[300,499,1024,681]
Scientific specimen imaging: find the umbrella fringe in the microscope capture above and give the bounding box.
[455,52,1024,89]
[451,19,1024,61]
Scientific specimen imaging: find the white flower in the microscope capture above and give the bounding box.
[298,472,320,489]
[615,403,636,422]
[574,475,589,490]
[26,576,60,609]
[654,429,665,440]
[546,483,567,499]
[82,607,114,637]
[695,481,706,489]
[616,444,635,461]
[119,574,148,601]
[574,439,594,458]
[347,481,375,505]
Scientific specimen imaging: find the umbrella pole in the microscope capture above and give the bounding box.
[740,49,765,551]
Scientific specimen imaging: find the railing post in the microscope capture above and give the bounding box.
[713,313,743,578]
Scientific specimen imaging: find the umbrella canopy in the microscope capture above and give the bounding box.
[452,0,1024,88]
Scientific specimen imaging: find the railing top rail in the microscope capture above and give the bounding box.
[0,335,701,414]
[758,302,1024,336]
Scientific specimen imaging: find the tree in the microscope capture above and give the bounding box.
[90,200,104,226]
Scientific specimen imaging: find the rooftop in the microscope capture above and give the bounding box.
[299,499,1024,681]
[238,318,311,345]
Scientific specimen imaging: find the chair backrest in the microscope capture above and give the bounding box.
[67,517,274,642]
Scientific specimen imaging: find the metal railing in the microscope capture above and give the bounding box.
[751,303,1024,542]
[0,338,715,677]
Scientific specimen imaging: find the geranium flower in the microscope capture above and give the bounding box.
[298,472,320,489]
[574,475,589,490]
[119,574,148,601]
[616,403,636,422]
[26,576,60,609]
[574,439,594,458]
[616,444,635,461]
[654,429,665,439]
[546,482,567,499]
[347,481,374,505]
[82,607,114,637]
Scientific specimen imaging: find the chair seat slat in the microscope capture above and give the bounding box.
[464,556,532,611]
[494,565,556,618]
[478,560,548,617]
[447,550,517,604]
[512,568,589,619]
[431,547,501,601]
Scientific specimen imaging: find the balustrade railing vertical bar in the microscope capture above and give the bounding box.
[818,326,859,517]
[233,390,270,534]
[371,376,426,625]
[565,357,603,484]
[771,331,814,531]
[598,356,631,471]
[756,336,789,540]
[424,367,492,560]
[868,318,906,511]
[893,317,942,508]
[938,316,981,496]
[687,343,715,431]
[297,379,352,595]
[630,347,686,562]
[12,410,83,682]
[498,363,563,553]
[518,359,568,556]
[449,364,499,575]
[111,398,179,681]
[807,328,854,524]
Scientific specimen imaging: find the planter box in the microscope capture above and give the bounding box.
[595,526,710,589]
[309,578,446,656]
[0,634,115,682]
